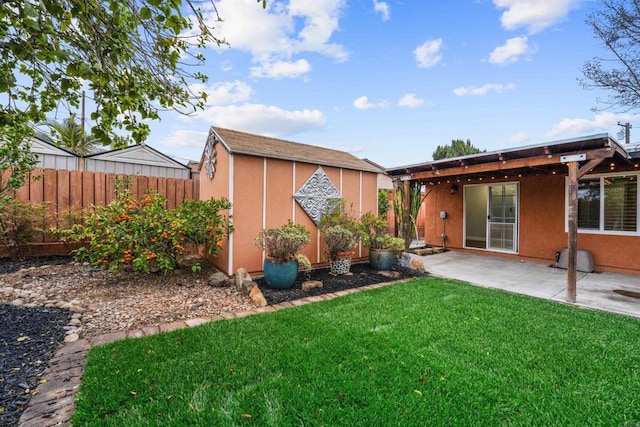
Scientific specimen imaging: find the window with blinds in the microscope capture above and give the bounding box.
[576,174,638,233]
[604,176,637,231]
[577,179,600,229]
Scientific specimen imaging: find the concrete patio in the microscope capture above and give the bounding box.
[413,250,640,319]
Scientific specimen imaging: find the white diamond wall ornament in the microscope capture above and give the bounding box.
[294,167,341,225]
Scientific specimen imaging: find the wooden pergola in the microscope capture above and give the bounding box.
[387,134,634,303]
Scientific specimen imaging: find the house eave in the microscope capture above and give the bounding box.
[386,134,629,180]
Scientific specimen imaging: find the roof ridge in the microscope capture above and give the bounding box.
[211,127,381,173]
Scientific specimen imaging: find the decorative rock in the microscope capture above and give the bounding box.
[248,286,267,307]
[70,305,84,314]
[302,280,323,291]
[208,271,231,287]
[409,258,426,273]
[240,279,255,295]
[379,271,401,279]
[235,268,251,290]
[400,252,412,268]
[10,299,24,307]
[64,333,79,343]
[69,318,82,326]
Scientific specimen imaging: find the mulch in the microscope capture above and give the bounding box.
[257,261,428,305]
[0,304,71,427]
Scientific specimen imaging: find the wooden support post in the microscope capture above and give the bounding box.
[402,179,411,251]
[567,161,578,303]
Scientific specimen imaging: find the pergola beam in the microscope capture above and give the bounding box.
[406,148,615,181]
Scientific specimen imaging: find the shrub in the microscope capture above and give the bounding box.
[322,225,358,259]
[360,211,403,250]
[255,220,310,263]
[73,180,232,274]
[0,196,47,260]
[378,190,390,216]
[49,205,90,251]
[319,198,362,260]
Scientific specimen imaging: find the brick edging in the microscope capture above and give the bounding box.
[18,279,408,426]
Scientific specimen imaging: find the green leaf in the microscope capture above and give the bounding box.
[140,6,152,19]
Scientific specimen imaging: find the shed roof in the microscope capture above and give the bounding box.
[30,135,77,157]
[85,144,189,169]
[386,134,632,180]
[210,127,381,173]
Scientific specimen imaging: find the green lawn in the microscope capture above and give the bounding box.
[73,278,640,426]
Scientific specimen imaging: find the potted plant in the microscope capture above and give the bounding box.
[255,221,311,289]
[360,212,405,270]
[319,199,361,275]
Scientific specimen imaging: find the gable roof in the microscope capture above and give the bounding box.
[85,144,189,169]
[209,127,381,173]
[30,135,77,157]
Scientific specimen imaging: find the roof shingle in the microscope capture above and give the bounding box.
[211,127,382,173]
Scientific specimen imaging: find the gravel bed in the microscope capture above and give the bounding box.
[0,256,255,426]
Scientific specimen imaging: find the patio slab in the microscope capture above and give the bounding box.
[414,251,640,319]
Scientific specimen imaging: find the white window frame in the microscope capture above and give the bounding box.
[565,171,640,236]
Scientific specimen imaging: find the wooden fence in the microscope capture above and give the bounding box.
[9,168,200,247]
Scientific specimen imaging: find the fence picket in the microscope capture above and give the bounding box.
[7,169,198,253]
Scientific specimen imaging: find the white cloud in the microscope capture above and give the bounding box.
[353,95,387,110]
[453,83,516,96]
[414,39,443,68]
[493,0,584,33]
[398,93,424,108]
[189,81,252,106]
[206,0,348,72]
[319,143,366,154]
[546,112,640,138]
[158,129,209,149]
[489,36,532,65]
[509,132,530,144]
[250,59,312,79]
[373,0,390,21]
[188,103,327,137]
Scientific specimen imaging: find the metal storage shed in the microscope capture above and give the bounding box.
[30,137,79,170]
[84,144,191,179]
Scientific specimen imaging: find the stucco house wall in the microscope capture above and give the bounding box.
[391,134,640,275]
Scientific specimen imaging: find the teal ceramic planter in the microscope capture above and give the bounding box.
[263,259,299,289]
[369,249,395,270]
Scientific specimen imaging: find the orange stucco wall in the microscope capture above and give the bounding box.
[415,174,640,274]
[201,150,378,275]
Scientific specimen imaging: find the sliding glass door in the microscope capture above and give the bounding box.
[464,183,518,252]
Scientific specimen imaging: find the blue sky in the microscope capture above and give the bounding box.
[145,0,639,168]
